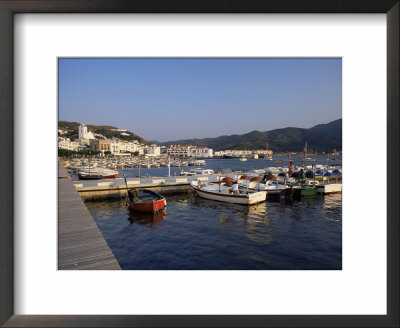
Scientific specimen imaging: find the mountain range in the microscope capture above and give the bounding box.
[59,118,342,152]
[151,118,342,152]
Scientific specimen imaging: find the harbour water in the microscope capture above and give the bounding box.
[84,156,342,270]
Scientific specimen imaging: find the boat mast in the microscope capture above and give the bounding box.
[138,152,141,177]
[302,141,307,168]
[168,155,171,177]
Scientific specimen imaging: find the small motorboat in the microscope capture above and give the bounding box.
[77,172,103,180]
[190,178,266,205]
[240,177,290,197]
[126,189,167,213]
[78,168,118,180]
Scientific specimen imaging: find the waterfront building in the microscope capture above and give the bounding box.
[58,137,71,150]
[79,138,91,147]
[70,141,79,151]
[253,149,273,156]
[128,140,144,154]
[188,146,213,158]
[167,144,191,157]
[110,139,120,155]
[160,146,168,155]
[167,144,214,158]
[90,139,111,154]
[119,140,130,153]
[214,150,253,157]
[146,144,161,157]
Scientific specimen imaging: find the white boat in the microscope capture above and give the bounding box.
[239,157,248,161]
[78,167,118,179]
[190,180,266,205]
[180,168,214,176]
[70,163,98,172]
[316,183,342,194]
[194,159,206,166]
[240,178,289,196]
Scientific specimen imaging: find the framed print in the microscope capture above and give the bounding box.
[0,1,398,327]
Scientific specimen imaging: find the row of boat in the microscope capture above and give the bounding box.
[64,157,206,171]
[124,172,342,214]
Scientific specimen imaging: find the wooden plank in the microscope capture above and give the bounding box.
[58,167,121,270]
[58,162,70,179]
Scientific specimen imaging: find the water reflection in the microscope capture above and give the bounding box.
[323,193,342,209]
[87,191,342,269]
[127,208,166,229]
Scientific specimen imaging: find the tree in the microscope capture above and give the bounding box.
[58,148,77,157]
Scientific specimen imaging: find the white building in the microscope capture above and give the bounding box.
[79,123,95,140]
[167,144,191,157]
[168,144,213,158]
[127,140,144,154]
[110,139,120,155]
[188,146,213,158]
[119,140,129,153]
[146,144,161,157]
[58,137,71,150]
[58,137,79,151]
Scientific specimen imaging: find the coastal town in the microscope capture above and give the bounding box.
[58,123,274,160]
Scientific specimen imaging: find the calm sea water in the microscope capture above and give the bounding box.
[85,156,342,270]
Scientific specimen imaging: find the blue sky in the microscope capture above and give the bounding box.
[58,58,341,142]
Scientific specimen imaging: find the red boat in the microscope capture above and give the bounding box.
[126,189,167,213]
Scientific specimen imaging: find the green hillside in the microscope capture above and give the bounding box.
[154,119,342,152]
[58,121,148,144]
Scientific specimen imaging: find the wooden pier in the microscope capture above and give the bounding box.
[72,175,222,201]
[58,163,120,270]
[58,162,70,180]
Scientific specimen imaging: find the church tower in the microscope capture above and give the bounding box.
[79,123,88,139]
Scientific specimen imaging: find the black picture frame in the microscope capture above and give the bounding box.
[0,1,398,327]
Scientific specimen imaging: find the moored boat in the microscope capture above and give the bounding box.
[77,172,103,180]
[126,189,167,213]
[190,179,267,205]
[180,168,214,176]
[239,177,290,197]
[78,168,118,180]
[316,183,342,194]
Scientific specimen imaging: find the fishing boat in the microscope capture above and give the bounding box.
[190,178,267,205]
[78,168,118,180]
[77,171,103,180]
[292,183,318,199]
[126,189,167,213]
[123,174,167,213]
[180,168,214,176]
[239,176,290,197]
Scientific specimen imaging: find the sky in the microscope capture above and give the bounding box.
[58,58,341,142]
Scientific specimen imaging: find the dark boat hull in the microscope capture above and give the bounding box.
[78,173,103,180]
